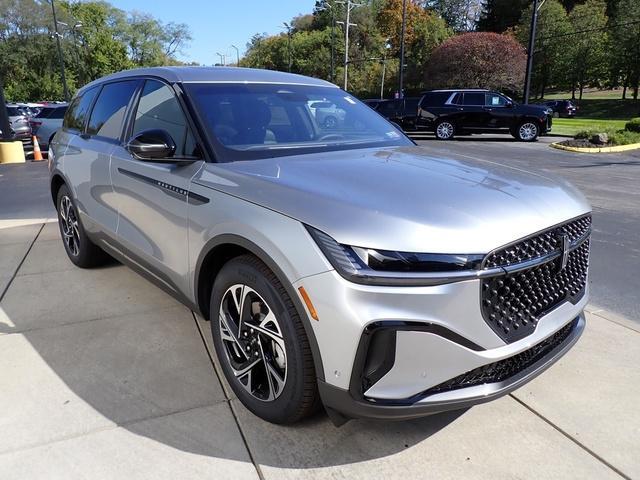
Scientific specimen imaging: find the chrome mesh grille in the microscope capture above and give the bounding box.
[484,215,591,269]
[481,215,591,344]
[424,318,577,396]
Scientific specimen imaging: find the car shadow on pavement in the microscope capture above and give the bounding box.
[0,223,467,469]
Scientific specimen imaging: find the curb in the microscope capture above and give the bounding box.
[550,141,640,153]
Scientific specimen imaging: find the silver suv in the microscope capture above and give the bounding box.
[50,67,591,425]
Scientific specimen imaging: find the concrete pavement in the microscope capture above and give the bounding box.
[1,220,638,479]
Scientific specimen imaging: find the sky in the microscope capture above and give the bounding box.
[107,0,318,65]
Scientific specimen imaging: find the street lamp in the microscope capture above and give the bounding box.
[49,0,70,101]
[216,52,226,66]
[316,1,337,83]
[230,45,240,67]
[398,0,407,99]
[336,0,363,91]
[281,22,293,72]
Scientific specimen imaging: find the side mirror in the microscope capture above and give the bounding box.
[126,129,176,160]
[505,101,514,108]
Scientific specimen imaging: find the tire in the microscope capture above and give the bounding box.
[56,184,110,268]
[210,254,319,424]
[515,120,539,142]
[434,120,455,140]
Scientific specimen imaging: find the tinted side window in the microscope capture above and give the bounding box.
[486,93,507,106]
[462,93,485,105]
[132,80,198,157]
[48,107,68,119]
[64,87,99,132]
[87,80,138,140]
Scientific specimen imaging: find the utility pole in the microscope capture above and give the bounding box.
[283,23,293,72]
[50,0,70,101]
[380,59,387,99]
[336,0,362,91]
[523,0,544,104]
[230,45,240,66]
[398,0,407,99]
[216,52,226,65]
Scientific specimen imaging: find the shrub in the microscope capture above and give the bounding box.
[625,117,640,133]
[609,130,640,145]
[574,127,640,145]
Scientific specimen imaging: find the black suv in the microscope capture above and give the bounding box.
[364,97,421,130]
[539,99,577,118]
[416,89,552,141]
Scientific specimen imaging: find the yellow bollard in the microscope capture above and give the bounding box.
[0,141,26,164]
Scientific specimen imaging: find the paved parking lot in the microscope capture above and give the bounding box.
[1,142,639,479]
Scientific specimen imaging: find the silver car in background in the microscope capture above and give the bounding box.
[30,104,67,150]
[49,67,591,425]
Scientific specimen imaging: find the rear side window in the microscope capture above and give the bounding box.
[132,80,198,157]
[87,80,138,140]
[48,107,67,119]
[64,87,99,132]
[462,92,485,105]
[486,93,507,106]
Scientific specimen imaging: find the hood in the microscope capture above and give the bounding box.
[197,146,590,253]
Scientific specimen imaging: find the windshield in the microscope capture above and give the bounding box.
[185,83,411,161]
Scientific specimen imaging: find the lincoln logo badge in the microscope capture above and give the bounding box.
[559,233,570,271]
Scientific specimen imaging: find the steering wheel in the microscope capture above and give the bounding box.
[317,133,346,142]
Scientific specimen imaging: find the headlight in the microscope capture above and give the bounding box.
[305,226,489,286]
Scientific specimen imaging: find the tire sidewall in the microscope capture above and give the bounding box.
[517,121,539,142]
[210,257,307,423]
[56,185,87,266]
[435,120,455,140]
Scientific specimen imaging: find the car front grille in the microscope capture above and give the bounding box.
[424,317,578,397]
[481,215,591,343]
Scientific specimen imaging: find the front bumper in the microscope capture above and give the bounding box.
[319,313,585,421]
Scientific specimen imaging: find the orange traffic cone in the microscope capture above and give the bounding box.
[32,135,43,161]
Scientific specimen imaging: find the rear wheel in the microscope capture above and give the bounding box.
[516,121,539,142]
[435,120,455,140]
[210,254,319,424]
[56,184,110,268]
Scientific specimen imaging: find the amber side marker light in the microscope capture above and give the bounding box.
[298,286,319,321]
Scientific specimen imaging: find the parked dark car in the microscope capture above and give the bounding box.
[539,99,577,118]
[364,97,421,130]
[416,89,552,141]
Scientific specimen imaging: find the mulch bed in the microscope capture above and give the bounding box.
[557,139,610,148]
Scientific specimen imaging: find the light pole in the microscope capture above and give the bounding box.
[336,0,362,91]
[523,0,545,103]
[50,0,70,101]
[398,0,407,99]
[316,1,337,83]
[282,22,293,72]
[216,52,226,66]
[230,44,240,66]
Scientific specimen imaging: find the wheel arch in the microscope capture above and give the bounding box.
[194,233,326,381]
[50,172,66,206]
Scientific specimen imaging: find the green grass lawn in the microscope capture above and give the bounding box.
[536,89,640,128]
[552,118,628,136]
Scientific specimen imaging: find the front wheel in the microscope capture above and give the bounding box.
[516,121,539,142]
[435,120,455,140]
[56,184,110,268]
[210,255,319,424]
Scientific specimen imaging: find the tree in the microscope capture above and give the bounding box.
[609,0,640,99]
[422,0,483,32]
[516,0,572,98]
[478,0,529,33]
[566,0,608,99]
[424,32,526,92]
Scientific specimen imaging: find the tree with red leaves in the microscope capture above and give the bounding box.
[424,32,526,93]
